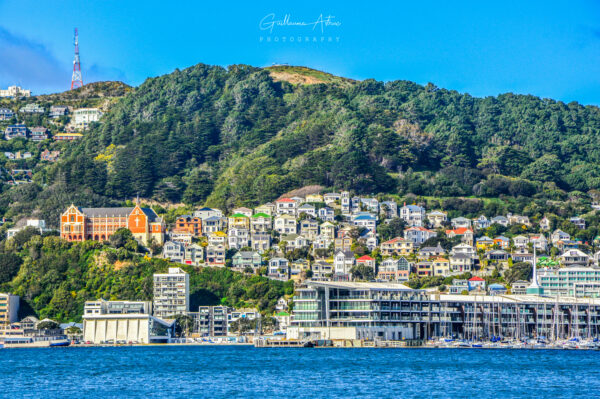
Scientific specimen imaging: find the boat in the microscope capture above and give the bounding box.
[471,342,484,348]
[49,339,71,347]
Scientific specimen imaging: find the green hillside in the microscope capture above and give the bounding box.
[3,63,600,226]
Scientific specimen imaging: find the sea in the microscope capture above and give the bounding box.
[2,346,600,398]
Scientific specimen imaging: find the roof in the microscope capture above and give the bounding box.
[230,213,249,218]
[469,276,485,281]
[276,198,295,203]
[357,255,374,261]
[354,214,375,220]
[80,207,134,217]
[446,227,471,235]
[252,212,271,218]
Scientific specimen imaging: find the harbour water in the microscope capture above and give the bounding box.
[2,346,600,398]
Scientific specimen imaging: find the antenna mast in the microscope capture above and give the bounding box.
[71,28,83,90]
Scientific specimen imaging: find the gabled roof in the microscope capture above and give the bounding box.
[357,255,374,261]
[276,198,295,203]
[469,276,485,281]
[446,227,471,235]
[252,212,271,218]
[230,213,249,218]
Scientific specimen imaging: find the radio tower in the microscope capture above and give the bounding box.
[71,28,83,90]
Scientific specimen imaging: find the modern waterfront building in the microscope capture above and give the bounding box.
[0,293,19,327]
[196,306,229,336]
[153,267,190,318]
[288,281,600,341]
[538,266,600,298]
[82,299,174,344]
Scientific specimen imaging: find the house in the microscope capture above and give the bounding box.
[356,255,376,269]
[473,215,490,230]
[531,235,549,252]
[232,251,262,271]
[275,198,297,216]
[312,234,333,251]
[232,207,252,218]
[300,218,319,241]
[29,127,48,141]
[255,203,276,216]
[416,261,432,276]
[426,211,447,228]
[162,241,185,263]
[381,237,414,256]
[250,213,272,233]
[53,132,83,141]
[228,213,250,230]
[559,249,590,267]
[488,283,507,295]
[512,235,529,249]
[450,254,474,273]
[451,217,471,229]
[377,257,410,281]
[323,192,341,206]
[507,213,531,227]
[3,152,14,160]
[511,280,530,295]
[551,229,570,245]
[352,213,377,233]
[268,258,289,278]
[320,221,336,239]
[172,215,202,237]
[468,276,486,291]
[360,198,379,213]
[194,207,223,220]
[0,107,14,121]
[19,103,44,114]
[206,245,226,266]
[359,229,378,251]
[493,236,510,250]
[399,204,426,227]
[404,226,437,245]
[450,243,477,259]
[183,244,204,266]
[445,228,474,246]
[0,85,31,98]
[251,233,271,253]
[569,217,586,230]
[282,234,309,250]
[49,105,68,118]
[202,216,226,235]
[491,216,509,227]
[340,191,351,214]
[73,108,102,129]
[318,206,335,222]
[432,257,450,276]
[305,193,324,203]
[334,250,355,276]
[227,228,250,250]
[512,247,533,263]
[4,124,27,140]
[334,236,353,252]
[380,200,398,219]
[418,243,445,259]
[169,231,193,246]
[476,236,494,251]
[539,216,550,231]
[297,203,317,218]
[40,150,60,162]
[274,214,297,235]
[449,279,469,294]
[312,260,333,280]
[486,249,509,262]
[208,231,227,246]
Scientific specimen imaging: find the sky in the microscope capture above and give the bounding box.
[1,0,600,104]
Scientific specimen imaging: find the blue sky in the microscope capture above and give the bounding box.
[1,0,600,104]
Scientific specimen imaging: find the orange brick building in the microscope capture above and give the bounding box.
[60,204,165,246]
[172,215,202,237]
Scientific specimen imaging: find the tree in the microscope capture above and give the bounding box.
[172,314,194,337]
[350,264,374,281]
[0,253,22,284]
[378,218,405,241]
[109,228,139,251]
[504,262,532,284]
[37,320,59,330]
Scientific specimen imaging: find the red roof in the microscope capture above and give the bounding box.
[383,237,404,244]
[446,227,471,235]
[357,255,374,261]
[276,198,294,203]
[469,276,485,281]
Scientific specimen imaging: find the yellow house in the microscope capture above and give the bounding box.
[228,213,250,229]
[381,237,414,256]
[305,194,324,203]
[432,257,450,276]
[476,237,495,251]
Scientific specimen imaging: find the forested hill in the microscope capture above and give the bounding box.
[11,63,600,225]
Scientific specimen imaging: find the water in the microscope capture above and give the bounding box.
[2,346,600,398]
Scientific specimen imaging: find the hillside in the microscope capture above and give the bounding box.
[0,228,291,322]
[3,63,600,227]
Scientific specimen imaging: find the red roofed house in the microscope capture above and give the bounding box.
[445,227,474,246]
[468,276,486,291]
[356,255,376,269]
